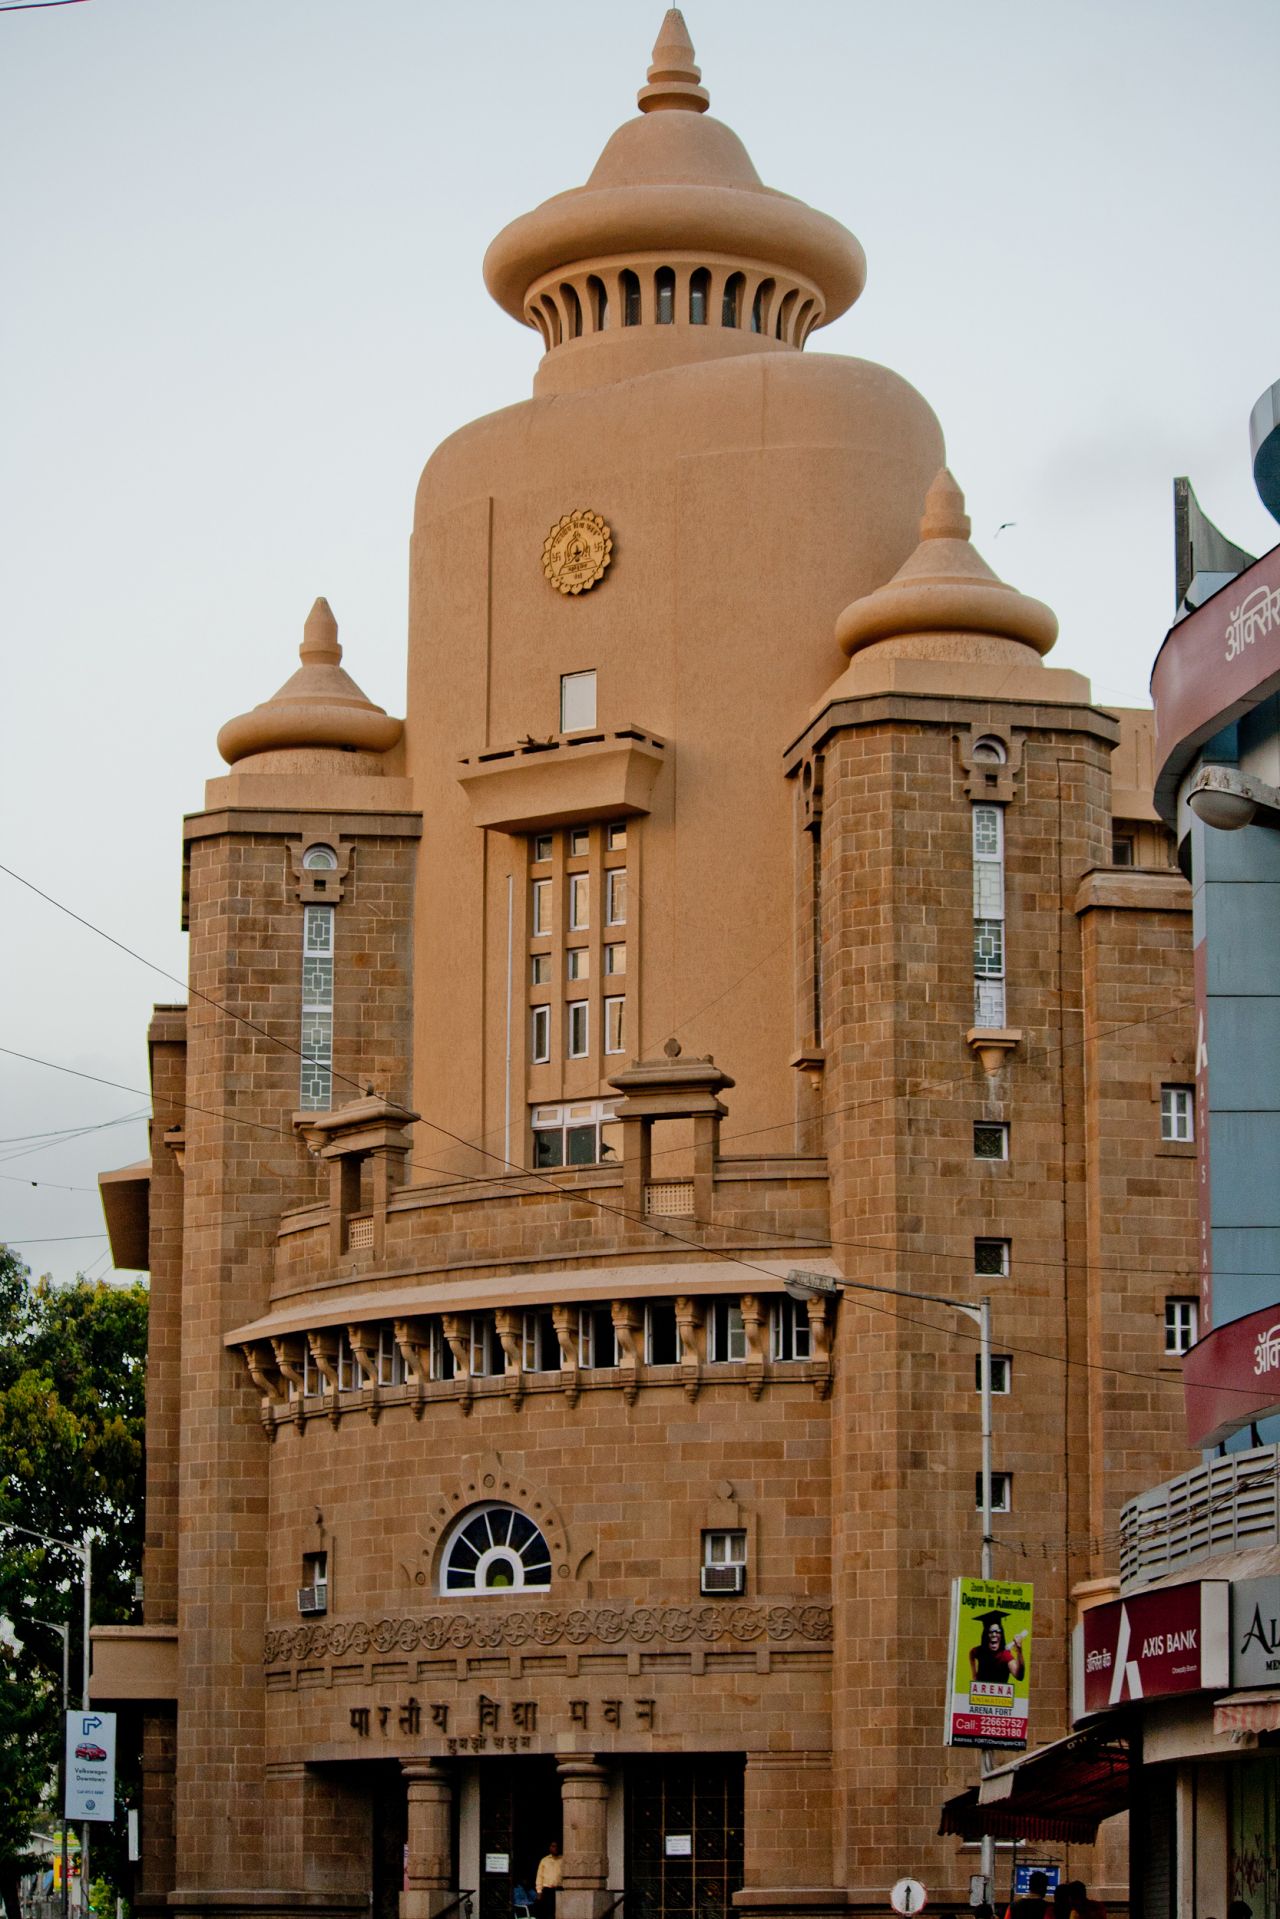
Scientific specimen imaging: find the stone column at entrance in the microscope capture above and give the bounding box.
[556,1758,610,1919]
[402,1760,454,1919]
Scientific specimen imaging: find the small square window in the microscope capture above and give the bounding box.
[560,670,597,733]
[531,954,551,986]
[606,869,627,926]
[1165,1297,1198,1356]
[607,822,628,851]
[1161,1085,1194,1143]
[604,995,625,1055]
[569,828,590,857]
[975,1354,1012,1394]
[567,948,589,981]
[973,1122,1008,1160]
[977,1473,1012,1513]
[1113,833,1135,867]
[533,834,553,864]
[530,1005,551,1065]
[532,878,552,937]
[702,1529,746,1567]
[974,1238,1009,1277]
[570,873,590,932]
[605,942,626,977]
[567,1000,589,1058]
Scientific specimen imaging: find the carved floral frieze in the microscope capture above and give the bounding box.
[263,1600,833,1667]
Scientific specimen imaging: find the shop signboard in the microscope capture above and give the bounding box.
[1076,1581,1229,1717]
[65,1710,116,1822]
[944,1576,1034,1749]
[1184,1302,1280,1447]
[1232,1577,1280,1687]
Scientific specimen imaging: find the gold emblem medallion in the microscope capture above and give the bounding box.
[542,510,613,596]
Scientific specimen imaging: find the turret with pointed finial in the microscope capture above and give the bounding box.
[638,9,710,113]
[832,469,1059,665]
[216,598,403,766]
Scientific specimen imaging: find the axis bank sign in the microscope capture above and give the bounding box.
[1075,1582,1229,1719]
[1183,1299,1280,1448]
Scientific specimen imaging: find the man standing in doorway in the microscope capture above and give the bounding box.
[536,1839,562,1918]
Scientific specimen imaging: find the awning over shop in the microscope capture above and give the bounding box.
[1214,1689,1280,1735]
[939,1726,1130,1846]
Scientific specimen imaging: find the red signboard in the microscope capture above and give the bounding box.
[1078,1582,1229,1717]
[1194,938,1212,1332]
[1151,540,1280,818]
[1184,1300,1280,1447]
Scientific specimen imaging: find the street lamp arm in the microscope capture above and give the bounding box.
[1,1522,88,1566]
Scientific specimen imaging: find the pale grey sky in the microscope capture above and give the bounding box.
[4,0,1278,1281]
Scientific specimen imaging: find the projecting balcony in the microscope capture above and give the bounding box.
[1117,1444,1280,1588]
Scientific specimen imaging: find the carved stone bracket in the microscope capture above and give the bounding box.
[611,1300,643,1405]
[552,1305,581,1406]
[674,1296,703,1402]
[740,1294,766,1400]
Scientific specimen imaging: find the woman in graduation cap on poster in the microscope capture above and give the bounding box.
[969,1607,1028,1685]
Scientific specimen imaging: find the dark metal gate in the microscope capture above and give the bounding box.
[624,1757,744,1919]
[479,1756,563,1919]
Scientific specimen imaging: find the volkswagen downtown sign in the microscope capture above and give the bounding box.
[65,1709,116,1822]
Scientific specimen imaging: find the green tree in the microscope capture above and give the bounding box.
[0,1245,147,1919]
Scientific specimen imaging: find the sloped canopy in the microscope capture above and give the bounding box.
[938,1725,1130,1846]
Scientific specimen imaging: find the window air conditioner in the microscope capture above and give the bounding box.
[297,1584,328,1616]
[700,1564,745,1596]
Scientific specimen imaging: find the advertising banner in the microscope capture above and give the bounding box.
[945,1577,1034,1749]
[1231,1576,1280,1687]
[1077,1581,1229,1716]
[65,1710,116,1822]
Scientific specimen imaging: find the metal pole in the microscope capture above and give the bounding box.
[60,1623,70,1919]
[81,1539,91,1911]
[977,1295,995,1904]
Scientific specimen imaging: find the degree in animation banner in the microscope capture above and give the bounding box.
[945,1577,1034,1749]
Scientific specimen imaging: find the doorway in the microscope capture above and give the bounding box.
[625,1756,744,1919]
[478,1757,562,1919]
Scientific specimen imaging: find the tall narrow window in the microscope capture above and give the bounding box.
[655,265,675,324]
[689,267,710,325]
[770,1296,811,1362]
[561,283,582,338]
[579,1305,619,1368]
[300,899,335,1110]
[532,878,552,937]
[1165,1297,1199,1355]
[569,873,590,932]
[531,1004,551,1064]
[1161,1085,1194,1142]
[587,275,609,331]
[560,670,597,732]
[708,1300,746,1363]
[722,272,744,328]
[604,995,625,1054]
[621,269,641,327]
[606,869,627,926]
[972,804,1006,1025]
[567,1001,589,1058]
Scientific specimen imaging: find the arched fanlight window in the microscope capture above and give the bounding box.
[302,844,338,871]
[440,1503,553,1593]
[972,736,1008,764]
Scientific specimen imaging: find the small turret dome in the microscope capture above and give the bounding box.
[217,598,403,766]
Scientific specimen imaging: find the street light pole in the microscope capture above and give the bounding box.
[4,1525,92,1912]
[786,1273,997,1908]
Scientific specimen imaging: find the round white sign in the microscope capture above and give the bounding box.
[890,1881,928,1916]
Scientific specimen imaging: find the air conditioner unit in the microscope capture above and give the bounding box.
[700,1564,745,1596]
[297,1584,328,1617]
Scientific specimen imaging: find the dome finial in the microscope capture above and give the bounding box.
[638,8,710,113]
[920,468,971,543]
[300,596,341,666]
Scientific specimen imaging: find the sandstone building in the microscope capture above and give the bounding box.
[97,14,1201,1915]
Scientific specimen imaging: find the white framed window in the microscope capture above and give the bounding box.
[569,873,590,932]
[604,995,625,1055]
[531,953,551,986]
[975,1354,1012,1394]
[469,1313,506,1377]
[428,1319,455,1382]
[299,1549,328,1614]
[1113,833,1135,867]
[569,827,590,857]
[567,1000,589,1057]
[1165,1297,1199,1356]
[973,1122,1009,1161]
[604,942,626,976]
[607,822,628,851]
[644,1299,680,1364]
[521,1309,561,1373]
[533,834,553,864]
[300,903,335,1111]
[377,1326,406,1386]
[770,1296,812,1362]
[702,1529,746,1568]
[532,878,552,937]
[335,1330,359,1392]
[440,1503,552,1593]
[708,1299,746,1363]
[578,1305,618,1368]
[974,1238,1009,1278]
[301,1341,328,1397]
[560,670,597,733]
[531,1100,619,1168]
[531,1004,551,1064]
[1161,1085,1194,1143]
[977,1473,1012,1513]
[606,868,627,926]
[567,947,589,980]
[972,803,1006,1026]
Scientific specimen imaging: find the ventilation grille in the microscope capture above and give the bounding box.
[700,1565,745,1596]
[1119,1445,1278,1584]
[645,1180,695,1218]
[297,1585,328,1617]
[347,1215,374,1250]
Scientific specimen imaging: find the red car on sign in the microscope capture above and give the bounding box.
[75,1742,107,1762]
